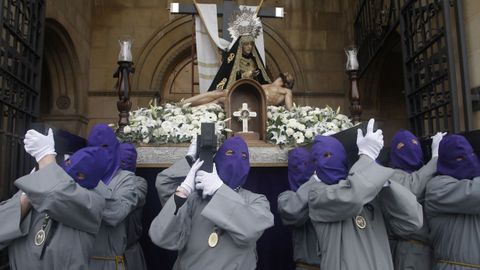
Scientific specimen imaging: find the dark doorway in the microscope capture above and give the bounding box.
[377,40,408,145]
[358,32,408,145]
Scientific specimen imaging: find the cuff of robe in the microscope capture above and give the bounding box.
[350,158,396,194]
[0,192,32,249]
[174,194,187,215]
[14,163,72,209]
[349,155,375,173]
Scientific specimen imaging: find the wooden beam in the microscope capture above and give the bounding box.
[169,3,284,18]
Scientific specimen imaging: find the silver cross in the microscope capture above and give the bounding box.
[233,103,257,132]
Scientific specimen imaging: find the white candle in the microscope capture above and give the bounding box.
[345,47,359,71]
[118,37,133,62]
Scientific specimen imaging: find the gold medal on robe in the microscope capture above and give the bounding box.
[35,229,46,246]
[208,232,219,248]
[355,215,367,229]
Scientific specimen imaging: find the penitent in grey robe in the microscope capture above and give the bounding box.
[389,158,437,270]
[0,163,105,270]
[89,170,146,270]
[124,175,148,270]
[149,184,275,270]
[425,175,480,270]
[278,179,321,270]
[309,156,423,270]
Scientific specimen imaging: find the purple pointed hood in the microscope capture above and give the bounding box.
[62,147,109,189]
[87,124,120,185]
[390,129,424,172]
[288,147,314,191]
[214,136,250,189]
[119,143,137,173]
[437,135,480,180]
[311,135,348,185]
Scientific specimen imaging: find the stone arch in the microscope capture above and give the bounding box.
[40,18,87,134]
[133,16,305,102]
[262,22,306,91]
[133,16,193,94]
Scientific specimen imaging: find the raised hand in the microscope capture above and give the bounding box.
[179,159,204,197]
[195,164,223,199]
[356,119,384,161]
[24,128,56,162]
[185,136,198,165]
[431,132,447,158]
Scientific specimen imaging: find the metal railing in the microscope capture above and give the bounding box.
[0,0,45,268]
[354,0,471,137]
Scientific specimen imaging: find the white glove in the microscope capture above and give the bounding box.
[180,159,203,196]
[186,137,197,160]
[431,132,447,158]
[24,128,56,162]
[357,118,384,161]
[195,165,223,199]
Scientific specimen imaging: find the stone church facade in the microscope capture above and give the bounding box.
[1,1,480,269]
[40,0,480,140]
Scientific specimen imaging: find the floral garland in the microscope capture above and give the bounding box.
[115,103,353,147]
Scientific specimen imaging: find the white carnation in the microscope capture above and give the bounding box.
[293,131,305,144]
[305,130,313,138]
[326,122,340,132]
[286,128,295,136]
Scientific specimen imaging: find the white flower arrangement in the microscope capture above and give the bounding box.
[116,103,353,147]
[117,102,228,145]
[266,105,353,146]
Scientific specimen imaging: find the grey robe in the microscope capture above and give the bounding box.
[309,156,423,270]
[124,176,148,270]
[278,179,321,269]
[156,158,190,206]
[389,158,437,270]
[0,163,105,270]
[149,185,275,270]
[425,175,480,270]
[89,170,145,270]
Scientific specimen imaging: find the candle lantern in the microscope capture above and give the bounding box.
[115,35,135,133]
[345,46,361,124]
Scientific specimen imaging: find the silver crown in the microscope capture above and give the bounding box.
[227,7,262,40]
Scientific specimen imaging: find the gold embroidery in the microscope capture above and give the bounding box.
[437,259,480,269]
[90,256,125,270]
[227,53,235,63]
[216,78,227,90]
[239,57,257,79]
